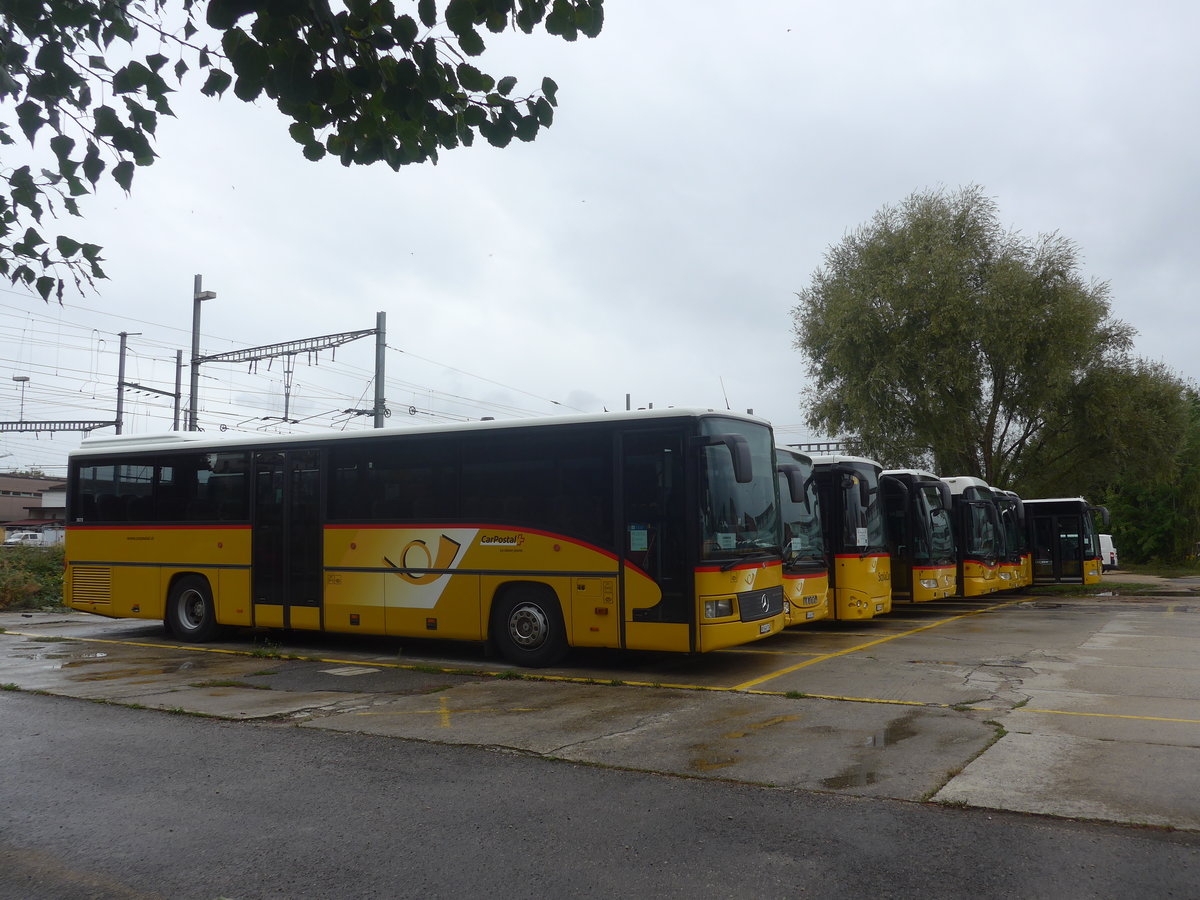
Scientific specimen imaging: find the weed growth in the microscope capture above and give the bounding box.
[0,545,64,611]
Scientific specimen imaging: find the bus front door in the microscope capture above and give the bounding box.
[252,449,323,629]
[621,428,689,649]
[1031,514,1084,583]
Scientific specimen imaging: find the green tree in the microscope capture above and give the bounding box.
[1103,388,1200,564]
[1,0,603,300]
[791,185,1185,492]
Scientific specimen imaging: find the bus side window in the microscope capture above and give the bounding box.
[96,493,124,521]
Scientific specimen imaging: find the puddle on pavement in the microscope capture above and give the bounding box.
[820,714,918,790]
[865,715,918,748]
[822,767,879,789]
[61,655,201,682]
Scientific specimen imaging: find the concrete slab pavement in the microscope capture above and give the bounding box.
[3,590,1199,831]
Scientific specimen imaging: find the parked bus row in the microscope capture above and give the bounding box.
[774,449,1110,627]
[60,410,1109,668]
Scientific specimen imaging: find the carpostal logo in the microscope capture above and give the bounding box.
[480,533,525,547]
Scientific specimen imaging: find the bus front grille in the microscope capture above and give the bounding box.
[739,585,784,622]
[71,567,113,605]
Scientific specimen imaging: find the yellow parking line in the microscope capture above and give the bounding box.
[732,598,1025,691]
[1024,707,1200,725]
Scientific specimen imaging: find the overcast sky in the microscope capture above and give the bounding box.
[2,0,1198,476]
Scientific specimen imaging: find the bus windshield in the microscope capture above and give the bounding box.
[916,484,955,564]
[840,462,886,553]
[699,419,780,560]
[779,459,824,565]
[967,502,1001,558]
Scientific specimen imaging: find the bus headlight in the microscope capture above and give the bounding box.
[999,571,1012,580]
[704,598,733,619]
[920,578,938,589]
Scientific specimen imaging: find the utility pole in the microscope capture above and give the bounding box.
[115,332,129,434]
[189,274,216,431]
[374,311,386,428]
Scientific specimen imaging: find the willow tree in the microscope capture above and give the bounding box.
[1,0,604,300]
[791,185,1185,492]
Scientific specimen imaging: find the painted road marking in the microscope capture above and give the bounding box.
[732,598,1024,691]
[7,617,1200,728]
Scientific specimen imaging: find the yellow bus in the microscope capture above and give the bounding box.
[995,489,1031,590]
[809,455,890,620]
[1024,497,1110,585]
[941,476,1003,597]
[64,409,786,666]
[776,448,829,624]
[881,469,956,602]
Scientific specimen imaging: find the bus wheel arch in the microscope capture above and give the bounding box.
[165,574,221,642]
[489,582,568,668]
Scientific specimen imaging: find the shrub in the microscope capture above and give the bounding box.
[0,546,65,611]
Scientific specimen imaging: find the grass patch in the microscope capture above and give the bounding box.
[785,690,807,699]
[496,670,525,680]
[0,545,65,611]
[1,683,18,691]
[249,640,283,659]
[1122,562,1200,578]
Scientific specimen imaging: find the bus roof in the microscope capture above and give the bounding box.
[940,475,991,494]
[776,446,813,463]
[70,407,769,459]
[882,468,941,482]
[809,454,882,468]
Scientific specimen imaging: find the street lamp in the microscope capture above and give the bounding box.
[188,275,216,431]
[11,375,29,421]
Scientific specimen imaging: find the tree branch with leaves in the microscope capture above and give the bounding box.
[1,0,603,301]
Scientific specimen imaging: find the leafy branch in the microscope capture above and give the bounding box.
[1,0,604,301]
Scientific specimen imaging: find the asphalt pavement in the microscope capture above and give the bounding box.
[3,574,1199,833]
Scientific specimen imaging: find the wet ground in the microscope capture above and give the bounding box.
[3,574,1199,831]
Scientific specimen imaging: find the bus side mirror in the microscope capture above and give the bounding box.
[777,464,807,505]
[694,433,753,483]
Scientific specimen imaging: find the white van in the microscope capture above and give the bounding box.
[1099,534,1119,571]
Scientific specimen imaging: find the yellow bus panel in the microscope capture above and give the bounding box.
[910,564,956,602]
[784,571,830,625]
[832,554,891,619]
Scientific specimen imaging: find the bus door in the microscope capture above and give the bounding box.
[881,475,912,600]
[252,449,323,628]
[1031,513,1083,582]
[621,428,689,639]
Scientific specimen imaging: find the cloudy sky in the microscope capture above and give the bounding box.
[2,1,1198,476]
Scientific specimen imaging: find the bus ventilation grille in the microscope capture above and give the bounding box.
[71,567,113,605]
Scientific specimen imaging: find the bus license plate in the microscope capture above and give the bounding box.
[759,623,772,634]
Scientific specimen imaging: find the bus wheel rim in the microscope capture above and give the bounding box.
[182,590,205,629]
[508,603,548,649]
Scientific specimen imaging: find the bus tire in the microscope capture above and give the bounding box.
[166,575,221,643]
[491,587,568,668]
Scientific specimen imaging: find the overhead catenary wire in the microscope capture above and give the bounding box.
[0,297,604,473]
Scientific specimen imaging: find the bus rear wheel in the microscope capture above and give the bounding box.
[492,588,567,668]
[166,575,221,642]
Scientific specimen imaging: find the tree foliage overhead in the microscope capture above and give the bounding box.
[1,0,603,300]
[791,185,1188,494]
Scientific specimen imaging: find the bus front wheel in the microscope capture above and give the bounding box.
[166,576,221,643]
[492,589,568,668]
